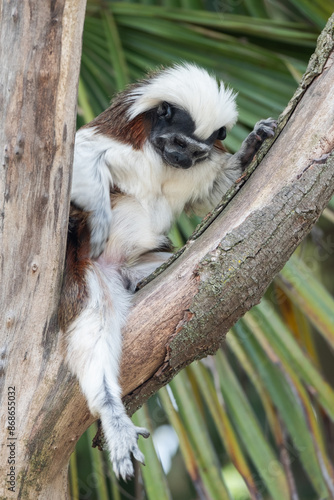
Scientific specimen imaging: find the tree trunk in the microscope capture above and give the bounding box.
[0,0,86,498]
[0,5,333,499]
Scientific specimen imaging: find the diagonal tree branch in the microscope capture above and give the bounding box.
[121,17,334,413]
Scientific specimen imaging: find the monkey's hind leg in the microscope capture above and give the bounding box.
[62,259,149,480]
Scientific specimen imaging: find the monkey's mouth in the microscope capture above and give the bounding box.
[152,142,193,169]
[152,136,210,170]
[163,150,193,169]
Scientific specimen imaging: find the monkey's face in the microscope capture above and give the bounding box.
[149,102,226,169]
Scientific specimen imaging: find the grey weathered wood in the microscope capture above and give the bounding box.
[0,1,86,498]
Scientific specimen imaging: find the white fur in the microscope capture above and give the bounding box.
[72,128,241,262]
[66,260,154,479]
[127,63,238,139]
[67,65,272,481]
[66,266,127,416]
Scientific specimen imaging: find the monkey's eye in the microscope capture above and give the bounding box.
[157,101,172,120]
[217,127,227,140]
[174,137,186,149]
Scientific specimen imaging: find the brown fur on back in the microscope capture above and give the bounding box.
[58,206,92,331]
[83,81,152,149]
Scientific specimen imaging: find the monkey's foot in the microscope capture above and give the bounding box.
[106,419,150,481]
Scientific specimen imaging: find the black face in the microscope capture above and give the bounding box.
[149,102,226,169]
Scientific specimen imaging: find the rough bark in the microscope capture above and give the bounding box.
[0,6,333,500]
[0,1,86,498]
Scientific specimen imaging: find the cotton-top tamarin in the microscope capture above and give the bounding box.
[58,64,276,480]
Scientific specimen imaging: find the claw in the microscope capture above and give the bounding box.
[114,456,135,481]
[131,445,145,464]
[137,427,150,439]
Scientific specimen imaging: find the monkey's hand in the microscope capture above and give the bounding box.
[103,412,150,481]
[236,118,277,171]
[88,206,112,259]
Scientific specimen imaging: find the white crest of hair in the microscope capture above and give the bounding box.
[126,63,238,139]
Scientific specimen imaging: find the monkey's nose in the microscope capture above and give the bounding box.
[166,151,192,169]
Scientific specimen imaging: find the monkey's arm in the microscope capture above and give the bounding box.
[71,130,114,258]
[190,118,277,214]
[233,118,277,171]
